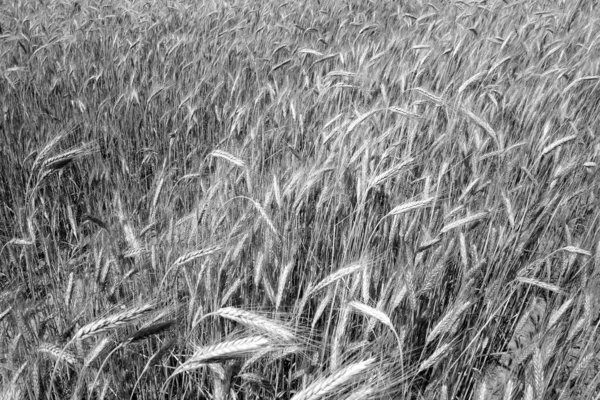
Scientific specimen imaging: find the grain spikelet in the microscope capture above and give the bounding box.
[420,263,445,294]
[0,306,12,323]
[389,284,407,312]
[310,261,366,295]
[388,106,422,119]
[84,337,113,367]
[6,238,34,246]
[368,157,414,189]
[262,273,276,305]
[206,307,295,342]
[418,343,452,372]
[516,277,563,294]
[173,245,223,267]
[254,251,265,286]
[458,178,481,204]
[1,384,22,400]
[31,133,65,174]
[160,247,219,289]
[74,303,155,340]
[570,352,595,380]
[347,109,381,135]
[210,149,247,169]
[312,288,334,329]
[540,135,577,156]
[241,345,303,372]
[524,384,534,400]
[563,75,600,93]
[13,363,28,387]
[413,87,444,104]
[248,197,279,237]
[125,320,176,343]
[387,197,435,217]
[331,304,351,371]
[533,347,544,398]
[31,359,40,400]
[503,379,514,400]
[290,358,375,400]
[343,385,374,400]
[426,301,472,344]
[38,342,80,366]
[65,272,74,307]
[172,336,269,376]
[557,246,591,257]
[132,338,176,394]
[41,142,98,172]
[440,211,489,234]
[547,297,573,330]
[272,174,283,208]
[476,380,487,400]
[459,106,500,147]
[501,191,515,228]
[349,301,402,349]
[567,316,587,341]
[276,260,295,311]
[458,71,486,94]
[220,276,246,307]
[388,214,400,247]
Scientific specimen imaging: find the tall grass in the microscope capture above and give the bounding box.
[1,0,600,398]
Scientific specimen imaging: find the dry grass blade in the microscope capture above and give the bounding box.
[290,358,375,400]
[73,303,155,341]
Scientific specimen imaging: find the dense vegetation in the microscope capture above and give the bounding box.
[1,0,600,398]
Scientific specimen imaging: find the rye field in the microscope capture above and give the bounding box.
[1,0,600,398]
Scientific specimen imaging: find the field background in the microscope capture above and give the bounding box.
[1,0,600,399]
